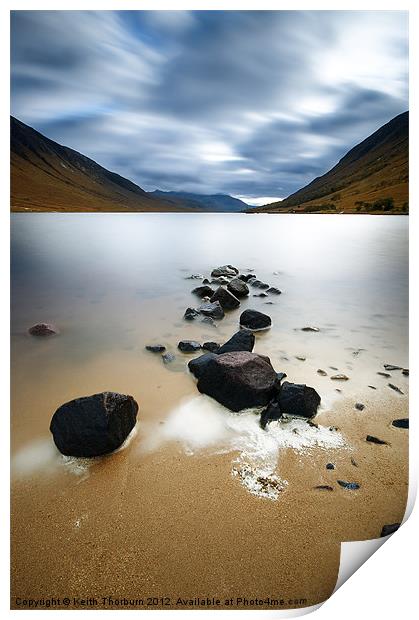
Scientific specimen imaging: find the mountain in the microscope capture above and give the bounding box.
[10,117,196,212]
[250,111,408,214]
[150,190,248,212]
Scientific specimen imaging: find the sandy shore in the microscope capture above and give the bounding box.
[11,380,408,610]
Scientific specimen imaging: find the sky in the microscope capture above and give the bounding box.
[11,10,408,205]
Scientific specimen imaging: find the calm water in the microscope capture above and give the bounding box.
[11,213,408,458]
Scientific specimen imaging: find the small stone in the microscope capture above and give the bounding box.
[267,287,282,295]
[192,285,214,298]
[296,356,306,361]
[355,403,365,411]
[301,326,320,332]
[240,309,272,331]
[28,322,59,336]
[178,340,201,353]
[384,364,402,371]
[331,374,349,381]
[326,463,335,470]
[381,523,401,537]
[351,457,358,467]
[162,352,176,364]
[337,480,360,490]
[201,316,217,327]
[145,344,166,353]
[253,292,268,297]
[402,368,409,376]
[368,385,377,389]
[377,371,391,377]
[315,485,333,491]
[317,369,328,376]
[388,383,404,394]
[185,274,203,280]
[227,278,249,298]
[392,418,409,429]
[210,286,240,310]
[366,435,389,445]
[198,300,225,320]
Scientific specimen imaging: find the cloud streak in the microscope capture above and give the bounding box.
[11,10,408,203]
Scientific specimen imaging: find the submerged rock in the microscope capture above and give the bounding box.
[240,309,272,331]
[355,403,365,411]
[211,265,239,278]
[315,485,334,491]
[238,273,256,283]
[251,279,269,289]
[330,374,349,381]
[197,300,225,320]
[28,323,59,336]
[267,287,282,295]
[196,351,277,412]
[178,340,201,353]
[162,352,176,364]
[326,463,335,470]
[392,418,409,429]
[402,368,409,376]
[227,278,249,298]
[278,381,321,419]
[301,326,320,332]
[381,523,401,537]
[317,369,328,376]
[145,344,166,353]
[50,392,138,457]
[217,330,255,354]
[210,286,240,310]
[192,285,214,298]
[377,371,391,377]
[384,364,403,371]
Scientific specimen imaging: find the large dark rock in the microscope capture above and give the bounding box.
[178,340,201,352]
[188,352,218,378]
[192,285,214,298]
[196,351,277,412]
[197,300,225,320]
[217,330,255,354]
[210,286,240,310]
[278,381,321,419]
[202,341,220,353]
[28,323,59,336]
[50,392,138,457]
[211,265,239,278]
[183,307,200,321]
[240,309,272,331]
[227,278,249,298]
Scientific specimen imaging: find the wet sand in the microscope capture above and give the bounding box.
[11,368,408,610]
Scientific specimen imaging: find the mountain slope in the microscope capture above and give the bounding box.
[10,117,195,212]
[150,190,248,212]
[251,111,408,214]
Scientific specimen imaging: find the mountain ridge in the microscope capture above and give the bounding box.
[249,111,409,214]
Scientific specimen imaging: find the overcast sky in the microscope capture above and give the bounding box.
[11,10,408,205]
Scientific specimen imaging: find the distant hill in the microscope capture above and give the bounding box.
[150,190,248,212]
[250,111,408,214]
[10,117,195,212]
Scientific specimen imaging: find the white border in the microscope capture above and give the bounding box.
[2,2,417,619]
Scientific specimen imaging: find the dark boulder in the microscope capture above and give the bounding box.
[50,392,138,457]
[178,340,201,353]
[217,330,255,354]
[197,351,277,412]
[188,352,218,378]
[260,401,282,429]
[184,307,200,321]
[278,381,321,419]
[192,285,214,298]
[381,523,401,537]
[145,344,166,353]
[210,286,240,310]
[197,300,224,320]
[392,418,409,429]
[227,278,249,298]
[240,309,272,331]
[202,341,220,353]
[28,323,59,336]
[211,265,239,278]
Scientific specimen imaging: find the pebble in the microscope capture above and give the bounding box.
[315,485,333,491]
[388,383,404,394]
[326,463,335,470]
[391,418,409,429]
[145,344,166,353]
[317,369,327,376]
[355,403,365,411]
[337,480,360,490]
[331,374,349,381]
[301,326,320,332]
[366,435,389,445]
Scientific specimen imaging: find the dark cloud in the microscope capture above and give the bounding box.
[11,10,408,203]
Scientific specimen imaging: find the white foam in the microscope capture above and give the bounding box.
[161,395,347,500]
